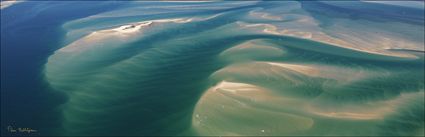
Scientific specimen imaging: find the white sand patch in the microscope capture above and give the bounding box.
[219,39,284,62]
[191,81,314,135]
[0,0,23,10]
[264,62,376,85]
[249,10,282,21]
[307,91,424,120]
[237,12,421,59]
[267,62,320,76]
[111,21,152,33]
[58,18,195,53]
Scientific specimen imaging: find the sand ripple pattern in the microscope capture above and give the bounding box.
[44,1,424,136]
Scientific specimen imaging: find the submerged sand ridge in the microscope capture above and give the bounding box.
[190,38,423,136]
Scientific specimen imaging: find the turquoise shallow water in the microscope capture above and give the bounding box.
[1,1,424,136]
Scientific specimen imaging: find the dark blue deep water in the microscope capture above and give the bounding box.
[1,2,127,135]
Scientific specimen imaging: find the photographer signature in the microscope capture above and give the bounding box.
[7,125,37,133]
